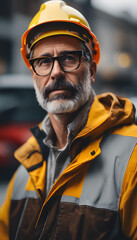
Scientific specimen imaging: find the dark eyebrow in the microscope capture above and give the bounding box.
[38,53,52,58]
[38,50,78,58]
[59,50,82,56]
[59,50,75,55]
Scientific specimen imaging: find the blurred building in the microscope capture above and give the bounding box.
[90,0,137,97]
[0,0,44,75]
[0,0,80,75]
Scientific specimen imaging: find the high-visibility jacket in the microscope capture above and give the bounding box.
[0,92,137,240]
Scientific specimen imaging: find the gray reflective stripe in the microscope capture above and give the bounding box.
[15,199,28,240]
[61,134,137,211]
[12,165,38,200]
[61,195,80,204]
[80,134,136,211]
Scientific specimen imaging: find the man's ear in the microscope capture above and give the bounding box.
[90,60,97,84]
[30,66,34,77]
[30,66,36,88]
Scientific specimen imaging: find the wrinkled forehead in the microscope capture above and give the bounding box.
[32,35,83,56]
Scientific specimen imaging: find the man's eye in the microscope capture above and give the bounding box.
[63,54,76,62]
[60,54,78,67]
[35,57,52,67]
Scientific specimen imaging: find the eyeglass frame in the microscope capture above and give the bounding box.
[29,50,92,76]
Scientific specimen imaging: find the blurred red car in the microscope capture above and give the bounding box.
[0,74,45,178]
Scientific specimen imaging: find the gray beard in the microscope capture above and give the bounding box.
[34,67,94,114]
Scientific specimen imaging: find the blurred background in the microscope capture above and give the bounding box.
[0,0,137,204]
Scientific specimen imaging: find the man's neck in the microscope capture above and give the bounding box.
[49,112,77,149]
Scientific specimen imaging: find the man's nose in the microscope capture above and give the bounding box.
[50,59,64,80]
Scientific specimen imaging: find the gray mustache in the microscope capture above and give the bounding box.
[44,78,78,97]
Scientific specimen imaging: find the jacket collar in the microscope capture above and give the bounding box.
[74,92,135,142]
[14,92,135,170]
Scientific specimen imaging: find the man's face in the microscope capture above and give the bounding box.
[31,35,96,114]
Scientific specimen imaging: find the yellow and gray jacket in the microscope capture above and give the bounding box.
[0,93,137,240]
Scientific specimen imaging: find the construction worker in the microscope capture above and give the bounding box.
[0,1,137,239]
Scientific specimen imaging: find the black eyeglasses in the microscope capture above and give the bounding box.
[29,50,91,76]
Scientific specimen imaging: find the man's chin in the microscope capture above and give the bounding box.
[44,98,80,114]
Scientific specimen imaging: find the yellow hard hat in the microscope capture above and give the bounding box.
[21,0,100,68]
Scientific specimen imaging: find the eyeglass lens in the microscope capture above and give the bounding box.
[32,52,81,76]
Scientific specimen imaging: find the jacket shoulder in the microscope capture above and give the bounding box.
[109,123,137,138]
[11,165,39,200]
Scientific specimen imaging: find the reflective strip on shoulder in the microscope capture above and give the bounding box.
[61,134,137,211]
[12,165,38,200]
[80,134,137,211]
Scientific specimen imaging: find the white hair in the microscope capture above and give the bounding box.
[33,64,93,114]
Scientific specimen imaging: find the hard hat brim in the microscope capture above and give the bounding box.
[30,29,86,49]
[21,20,100,68]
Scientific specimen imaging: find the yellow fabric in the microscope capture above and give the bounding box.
[13,93,137,204]
[110,124,137,137]
[28,161,47,196]
[0,93,137,238]
[0,173,16,240]
[14,135,42,168]
[74,93,134,141]
[63,163,90,198]
[119,145,137,239]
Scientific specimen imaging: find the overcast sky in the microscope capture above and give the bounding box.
[91,0,137,22]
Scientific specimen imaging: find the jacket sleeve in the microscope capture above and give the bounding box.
[119,144,137,239]
[0,173,16,240]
